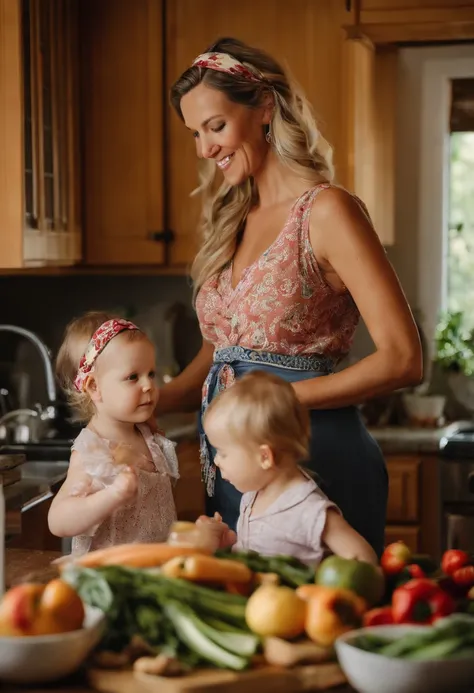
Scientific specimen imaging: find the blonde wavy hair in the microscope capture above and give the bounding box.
[204,370,310,464]
[56,311,147,424]
[170,37,334,299]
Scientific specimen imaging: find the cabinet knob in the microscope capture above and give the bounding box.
[149,230,175,244]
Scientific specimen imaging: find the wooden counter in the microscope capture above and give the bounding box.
[5,549,61,588]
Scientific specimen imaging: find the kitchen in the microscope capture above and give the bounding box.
[1,1,474,691]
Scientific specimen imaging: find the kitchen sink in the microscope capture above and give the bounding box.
[0,439,72,461]
[21,460,69,485]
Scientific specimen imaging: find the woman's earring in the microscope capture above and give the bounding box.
[265,124,272,144]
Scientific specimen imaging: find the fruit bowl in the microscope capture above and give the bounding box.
[335,624,474,693]
[0,604,104,683]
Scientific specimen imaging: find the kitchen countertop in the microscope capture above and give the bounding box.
[157,410,457,456]
[368,424,451,455]
[157,412,199,442]
[5,548,61,587]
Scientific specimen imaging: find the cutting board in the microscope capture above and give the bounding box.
[89,661,347,693]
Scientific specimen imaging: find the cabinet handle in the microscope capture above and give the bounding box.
[345,0,351,10]
[469,472,474,494]
[149,230,175,244]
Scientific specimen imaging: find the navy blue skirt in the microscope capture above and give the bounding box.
[199,347,388,557]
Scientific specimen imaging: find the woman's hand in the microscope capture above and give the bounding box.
[154,340,214,416]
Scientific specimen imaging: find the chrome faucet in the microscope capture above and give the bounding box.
[0,325,57,442]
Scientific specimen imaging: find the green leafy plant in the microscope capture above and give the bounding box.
[435,311,474,376]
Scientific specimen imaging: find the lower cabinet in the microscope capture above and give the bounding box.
[174,440,205,522]
[384,454,440,559]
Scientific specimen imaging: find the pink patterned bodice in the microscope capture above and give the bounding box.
[196,184,360,360]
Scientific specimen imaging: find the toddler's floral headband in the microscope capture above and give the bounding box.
[74,319,139,392]
[192,52,262,82]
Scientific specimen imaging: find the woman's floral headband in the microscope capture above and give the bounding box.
[192,52,261,83]
[74,319,139,392]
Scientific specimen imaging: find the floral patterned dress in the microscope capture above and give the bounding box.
[195,184,388,557]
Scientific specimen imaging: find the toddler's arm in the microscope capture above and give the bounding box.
[322,509,378,565]
[48,451,137,538]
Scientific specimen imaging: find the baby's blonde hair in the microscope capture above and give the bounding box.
[56,311,148,423]
[204,371,310,463]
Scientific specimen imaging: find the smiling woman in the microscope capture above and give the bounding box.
[159,37,423,558]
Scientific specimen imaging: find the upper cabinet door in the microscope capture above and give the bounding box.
[348,0,474,42]
[341,39,397,245]
[80,0,166,265]
[0,0,81,269]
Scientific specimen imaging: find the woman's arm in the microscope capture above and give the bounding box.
[322,509,378,565]
[293,187,422,409]
[48,452,137,537]
[156,339,214,415]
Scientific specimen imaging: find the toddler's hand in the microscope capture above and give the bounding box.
[196,514,237,550]
[110,466,138,504]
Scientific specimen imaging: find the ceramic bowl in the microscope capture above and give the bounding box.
[0,604,104,683]
[335,624,474,693]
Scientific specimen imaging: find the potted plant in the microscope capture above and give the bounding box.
[435,310,474,412]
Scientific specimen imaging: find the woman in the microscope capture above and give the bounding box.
[158,38,422,556]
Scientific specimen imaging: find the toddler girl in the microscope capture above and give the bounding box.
[199,371,377,566]
[48,312,178,555]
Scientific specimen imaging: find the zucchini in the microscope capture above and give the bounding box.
[164,601,250,670]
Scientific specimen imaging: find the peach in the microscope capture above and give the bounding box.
[0,580,84,637]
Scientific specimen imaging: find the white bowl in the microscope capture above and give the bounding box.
[402,394,446,426]
[0,604,104,683]
[335,624,474,693]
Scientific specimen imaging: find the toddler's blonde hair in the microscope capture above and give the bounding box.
[56,311,148,423]
[204,370,310,463]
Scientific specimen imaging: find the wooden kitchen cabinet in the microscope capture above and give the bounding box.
[173,440,205,522]
[79,0,169,266]
[0,0,81,269]
[77,0,396,267]
[384,454,441,558]
[346,0,474,43]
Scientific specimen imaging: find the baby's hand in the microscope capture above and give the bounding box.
[110,466,138,504]
[196,514,237,550]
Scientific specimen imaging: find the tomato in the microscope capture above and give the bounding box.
[441,549,470,577]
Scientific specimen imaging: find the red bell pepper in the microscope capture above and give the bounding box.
[405,564,425,579]
[392,578,455,625]
[452,565,474,589]
[381,541,412,576]
[441,549,470,576]
[363,606,394,627]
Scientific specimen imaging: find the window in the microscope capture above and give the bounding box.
[447,79,474,332]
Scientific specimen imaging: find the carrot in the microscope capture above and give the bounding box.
[63,543,212,569]
[160,555,253,584]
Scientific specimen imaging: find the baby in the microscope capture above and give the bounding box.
[198,371,377,566]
